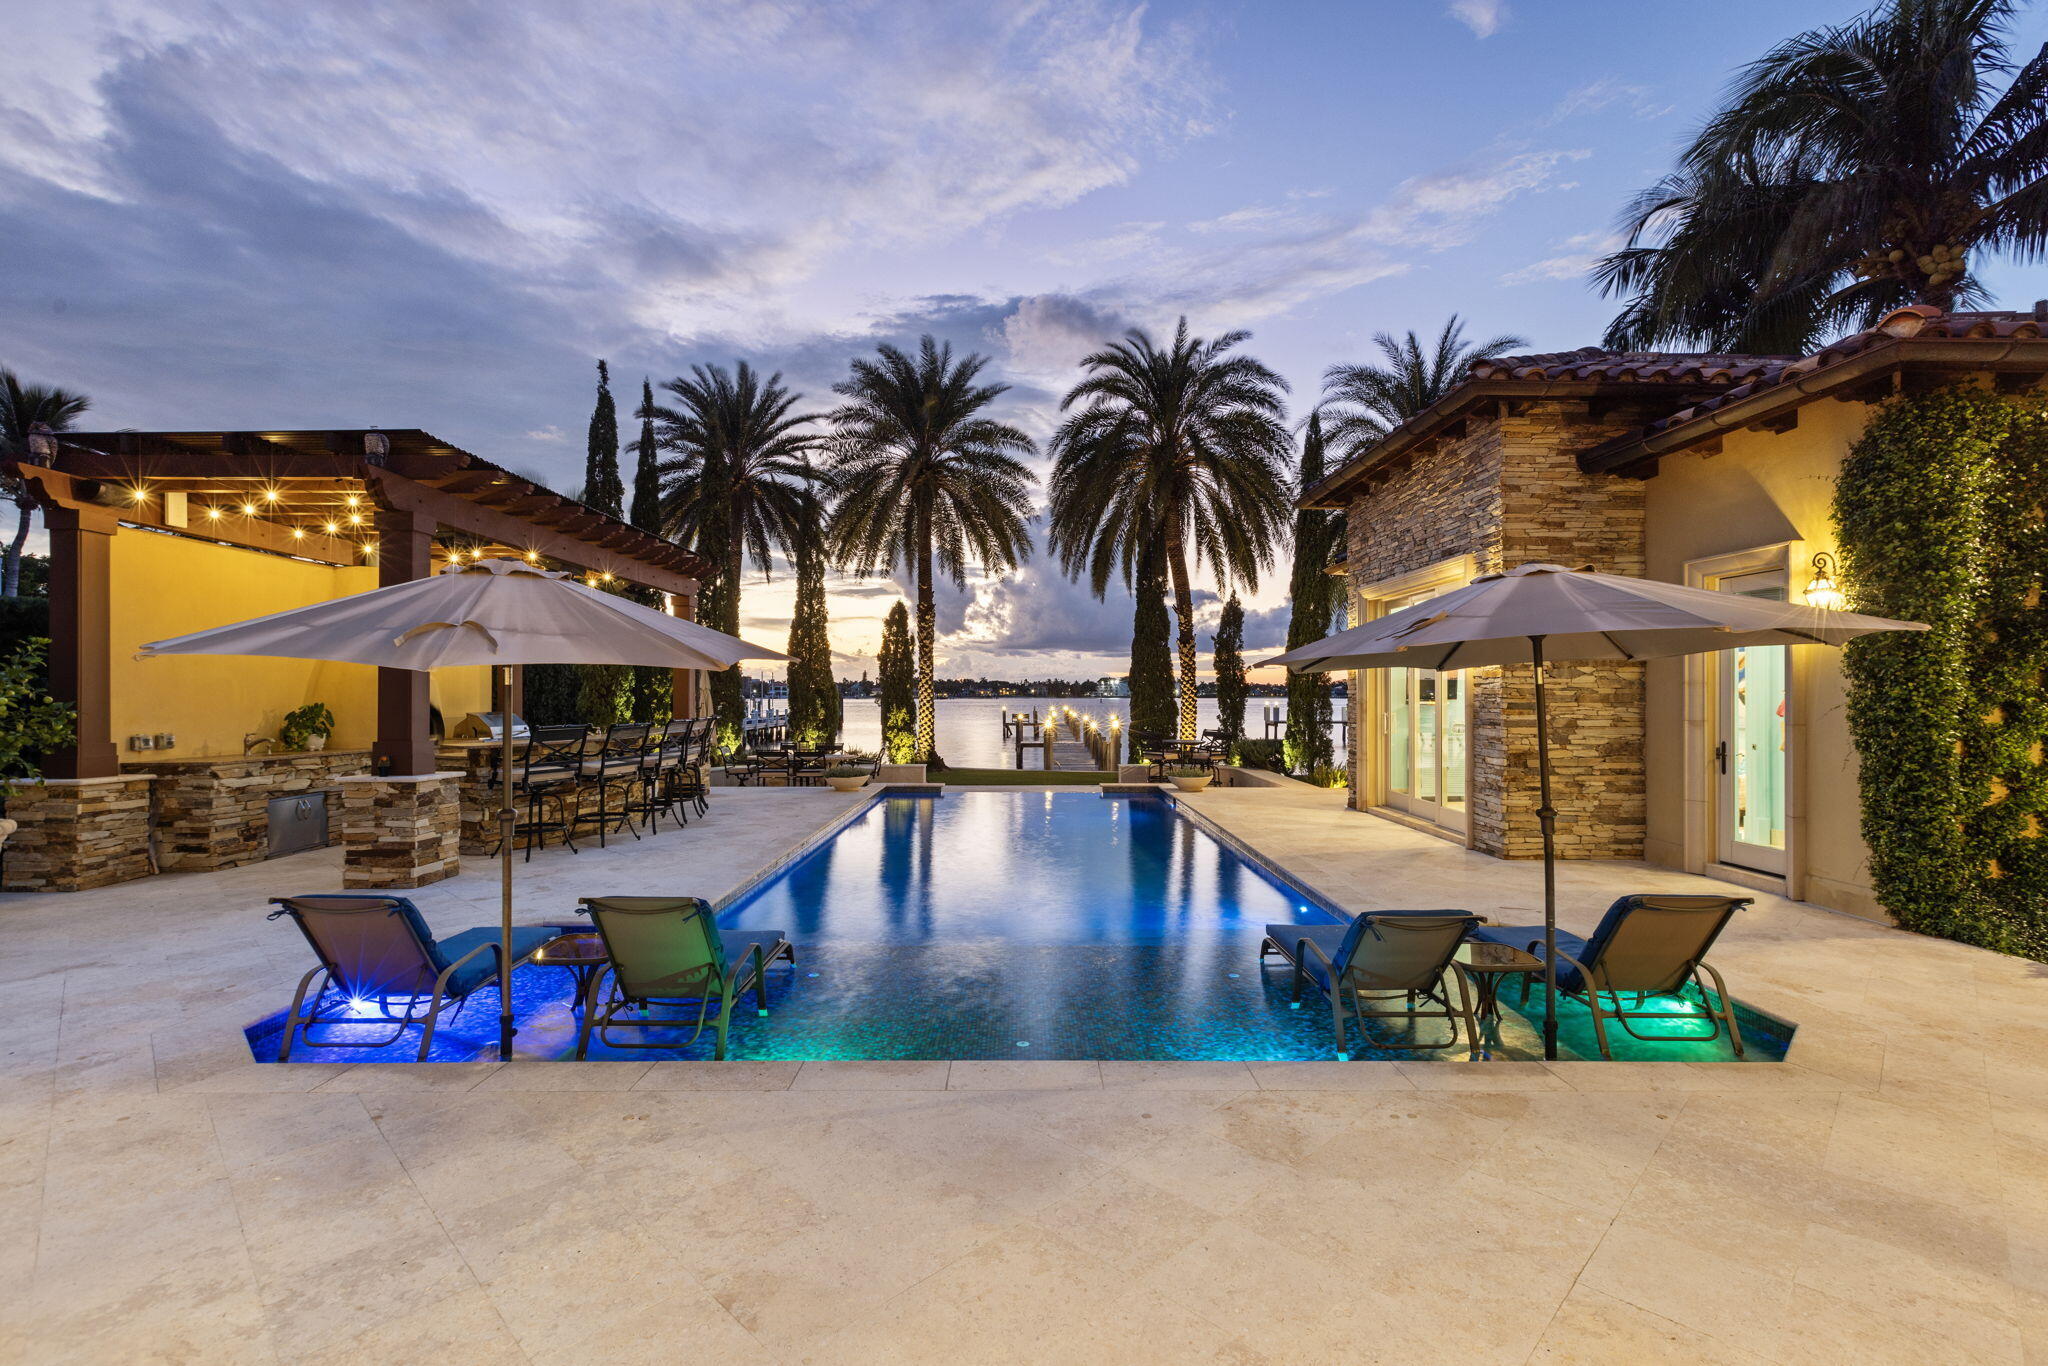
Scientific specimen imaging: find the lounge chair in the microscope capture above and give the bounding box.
[573,895,795,1060]
[1470,893,1752,1059]
[266,894,557,1061]
[1259,910,1481,1058]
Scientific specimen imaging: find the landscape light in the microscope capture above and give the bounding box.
[524,550,539,564]
[1804,552,1845,610]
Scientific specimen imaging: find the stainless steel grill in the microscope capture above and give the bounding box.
[452,712,531,743]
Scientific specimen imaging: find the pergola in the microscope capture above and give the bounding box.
[13,428,707,779]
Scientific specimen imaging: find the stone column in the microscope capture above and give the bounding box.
[335,772,461,889]
[3,775,154,891]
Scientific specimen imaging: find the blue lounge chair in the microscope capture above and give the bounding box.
[1470,893,1752,1058]
[1259,911,1481,1058]
[573,896,795,1060]
[267,894,557,1061]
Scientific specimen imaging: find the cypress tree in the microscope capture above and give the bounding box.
[584,360,624,516]
[786,514,838,748]
[1214,594,1246,749]
[629,377,661,532]
[877,601,916,763]
[1128,543,1175,739]
[1283,413,1339,775]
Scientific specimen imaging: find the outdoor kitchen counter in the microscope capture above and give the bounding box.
[121,749,370,872]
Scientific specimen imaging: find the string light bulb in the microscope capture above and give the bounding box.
[323,521,339,535]
[239,502,256,516]
[290,526,304,540]
[205,505,222,521]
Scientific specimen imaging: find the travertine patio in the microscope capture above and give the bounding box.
[2,783,2043,1364]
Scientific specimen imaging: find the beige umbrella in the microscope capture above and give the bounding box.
[141,557,786,1059]
[1264,561,1924,1059]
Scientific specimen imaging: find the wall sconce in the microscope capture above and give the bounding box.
[1805,552,1845,610]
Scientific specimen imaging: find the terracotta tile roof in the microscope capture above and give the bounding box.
[1632,306,2045,440]
[1468,348,1797,386]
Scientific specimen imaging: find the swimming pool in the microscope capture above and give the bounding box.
[246,791,1792,1062]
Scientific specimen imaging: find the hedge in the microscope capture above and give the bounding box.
[1834,386,2047,958]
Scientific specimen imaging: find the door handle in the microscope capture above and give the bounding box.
[1715,740,1728,774]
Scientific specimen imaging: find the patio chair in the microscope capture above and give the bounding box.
[573,895,795,1060]
[670,718,714,817]
[1470,893,1753,1059]
[266,894,556,1061]
[1259,910,1481,1058]
[576,722,650,847]
[503,723,588,861]
[629,716,690,834]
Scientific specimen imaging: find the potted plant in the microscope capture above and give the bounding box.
[280,703,336,752]
[822,763,871,794]
[1164,764,1213,793]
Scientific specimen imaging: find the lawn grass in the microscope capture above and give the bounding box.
[936,767,1112,786]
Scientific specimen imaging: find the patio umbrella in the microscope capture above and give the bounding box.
[140,557,786,1059]
[1262,561,1924,1059]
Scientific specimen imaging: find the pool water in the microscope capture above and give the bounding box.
[245,792,1793,1063]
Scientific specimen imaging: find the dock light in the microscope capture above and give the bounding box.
[1804,552,1845,611]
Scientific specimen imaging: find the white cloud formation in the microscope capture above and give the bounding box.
[1546,78,1674,125]
[1499,229,1624,286]
[1448,0,1507,38]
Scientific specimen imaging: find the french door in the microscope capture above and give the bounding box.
[1715,569,1788,873]
[1384,663,1466,832]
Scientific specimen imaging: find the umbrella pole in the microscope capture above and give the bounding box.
[498,665,519,1062]
[1529,635,1559,1061]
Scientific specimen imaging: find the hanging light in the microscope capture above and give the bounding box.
[1805,552,1845,611]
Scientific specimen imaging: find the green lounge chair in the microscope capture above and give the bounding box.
[267,894,556,1061]
[1471,893,1752,1059]
[1259,911,1481,1058]
[573,896,795,1060]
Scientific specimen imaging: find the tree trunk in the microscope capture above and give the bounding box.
[915,506,938,765]
[2,495,31,598]
[1164,523,1198,742]
[709,539,745,756]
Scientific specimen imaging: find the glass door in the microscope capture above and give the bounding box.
[1715,569,1788,874]
[1381,590,1467,831]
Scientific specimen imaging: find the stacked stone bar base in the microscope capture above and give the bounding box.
[123,750,369,872]
[336,772,461,890]
[4,775,156,892]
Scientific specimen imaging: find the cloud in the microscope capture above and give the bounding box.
[1545,78,1674,125]
[524,425,566,442]
[1447,0,1507,38]
[1499,229,1624,286]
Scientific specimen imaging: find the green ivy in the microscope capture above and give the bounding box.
[1835,386,2047,958]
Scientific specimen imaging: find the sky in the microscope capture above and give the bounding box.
[6,0,2046,684]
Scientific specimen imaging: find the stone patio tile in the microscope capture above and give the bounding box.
[1026,1165,1223,1276]
[635,1060,802,1090]
[1394,1059,1570,1090]
[313,1061,502,1091]
[471,1059,652,1091]
[947,1059,1102,1088]
[790,1059,951,1089]
[1099,1059,1257,1088]
[1245,1060,1414,1089]
[1527,1285,1773,1364]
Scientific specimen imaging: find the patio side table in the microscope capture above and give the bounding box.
[533,928,610,1011]
[1455,940,1544,1058]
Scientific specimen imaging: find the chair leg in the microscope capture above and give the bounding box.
[575,969,606,1060]
[1697,963,1745,1058]
[713,1000,731,1061]
[278,964,328,1062]
[1330,988,1351,1061]
[416,955,477,1062]
[1585,988,1615,1060]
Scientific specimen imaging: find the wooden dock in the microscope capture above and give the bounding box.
[1006,706,1116,771]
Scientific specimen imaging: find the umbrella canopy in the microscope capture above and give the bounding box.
[141,556,785,1062]
[1262,562,1925,1061]
[1264,561,1924,673]
[140,555,783,670]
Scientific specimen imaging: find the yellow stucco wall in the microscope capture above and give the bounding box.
[108,530,490,757]
[1641,396,1880,918]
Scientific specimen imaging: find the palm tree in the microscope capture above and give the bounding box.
[826,337,1036,764]
[1319,317,1525,459]
[0,371,91,598]
[650,361,822,753]
[1595,0,2048,353]
[1049,319,1292,741]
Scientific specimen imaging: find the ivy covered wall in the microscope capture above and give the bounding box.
[1834,385,2047,958]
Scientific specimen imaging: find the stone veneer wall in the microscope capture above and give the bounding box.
[336,773,461,889]
[1343,399,1658,859]
[127,750,370,872]
[4,775,156,891]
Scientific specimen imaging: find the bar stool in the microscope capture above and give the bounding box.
[498,724,588,861]
[574,722,649,848]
